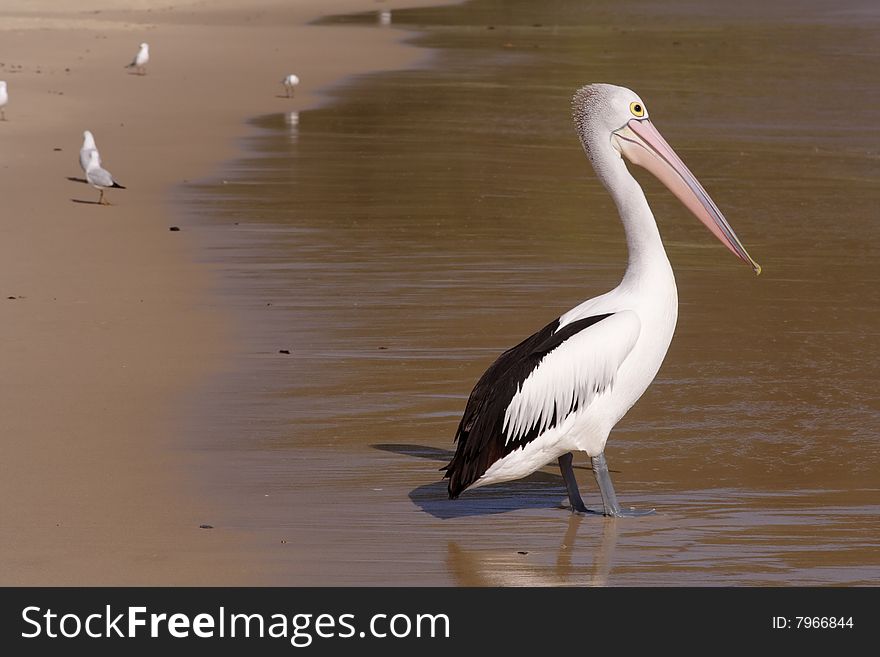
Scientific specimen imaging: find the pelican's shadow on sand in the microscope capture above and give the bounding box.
[372,443,600,519]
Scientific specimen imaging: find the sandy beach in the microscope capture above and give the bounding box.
[0,0,451,585]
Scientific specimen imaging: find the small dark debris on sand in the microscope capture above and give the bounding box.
[169,226,181,231]
[279,349,291,354]
[199,524,214,529]
[517,551,528,555]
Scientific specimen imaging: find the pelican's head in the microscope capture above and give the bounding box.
[573,84,650,144]
[573,83,761,274]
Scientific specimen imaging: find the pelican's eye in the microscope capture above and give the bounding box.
[629,102,645,117]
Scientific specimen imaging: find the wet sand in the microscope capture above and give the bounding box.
[0,0,459,585]
[186,0,879,584]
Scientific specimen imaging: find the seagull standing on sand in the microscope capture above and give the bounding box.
[85,150,125,205]
[282,73,300,98]
[444,83,761,516]
[79,130,101,174]
[0,81,8,120]
[125,43,150,75]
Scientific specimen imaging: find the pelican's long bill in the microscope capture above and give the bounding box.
[613,119,761,274]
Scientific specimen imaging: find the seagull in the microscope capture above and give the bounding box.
[79,130,101,174]
[281,73,300,98]
[84,149,125,205]
[443,83,761,517]
[0,81,8,120]
[125,43,150,75]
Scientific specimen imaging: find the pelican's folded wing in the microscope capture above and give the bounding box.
[504,310,640,444]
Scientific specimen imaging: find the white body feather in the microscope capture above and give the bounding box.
[79,131,100,173]
[126,43,149,72]
[133,44,149,68]
[85,150,120,190]
[282,74,300,96]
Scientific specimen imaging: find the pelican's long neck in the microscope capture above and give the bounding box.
[588,142,673,287]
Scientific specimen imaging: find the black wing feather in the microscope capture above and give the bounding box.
[444,312,614,498]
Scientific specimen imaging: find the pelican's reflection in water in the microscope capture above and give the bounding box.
[447,514,620,586]
[285,111,300,143]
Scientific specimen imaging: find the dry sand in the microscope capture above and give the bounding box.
[0,0,449,585]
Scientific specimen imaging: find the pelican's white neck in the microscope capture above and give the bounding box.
[609,158,670,282]
[585,138,672,287]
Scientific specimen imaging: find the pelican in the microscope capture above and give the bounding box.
[0,81,8,120]
[443,83,760,516]
[84,150,125,205]
[79,130,101,174]
[281,73,300,98]
[125,43,150,75]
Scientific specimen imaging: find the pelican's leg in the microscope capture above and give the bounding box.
[557,453,588,513]
[591,452,654,518]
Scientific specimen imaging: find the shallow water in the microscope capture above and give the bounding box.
[183,0,880,585]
